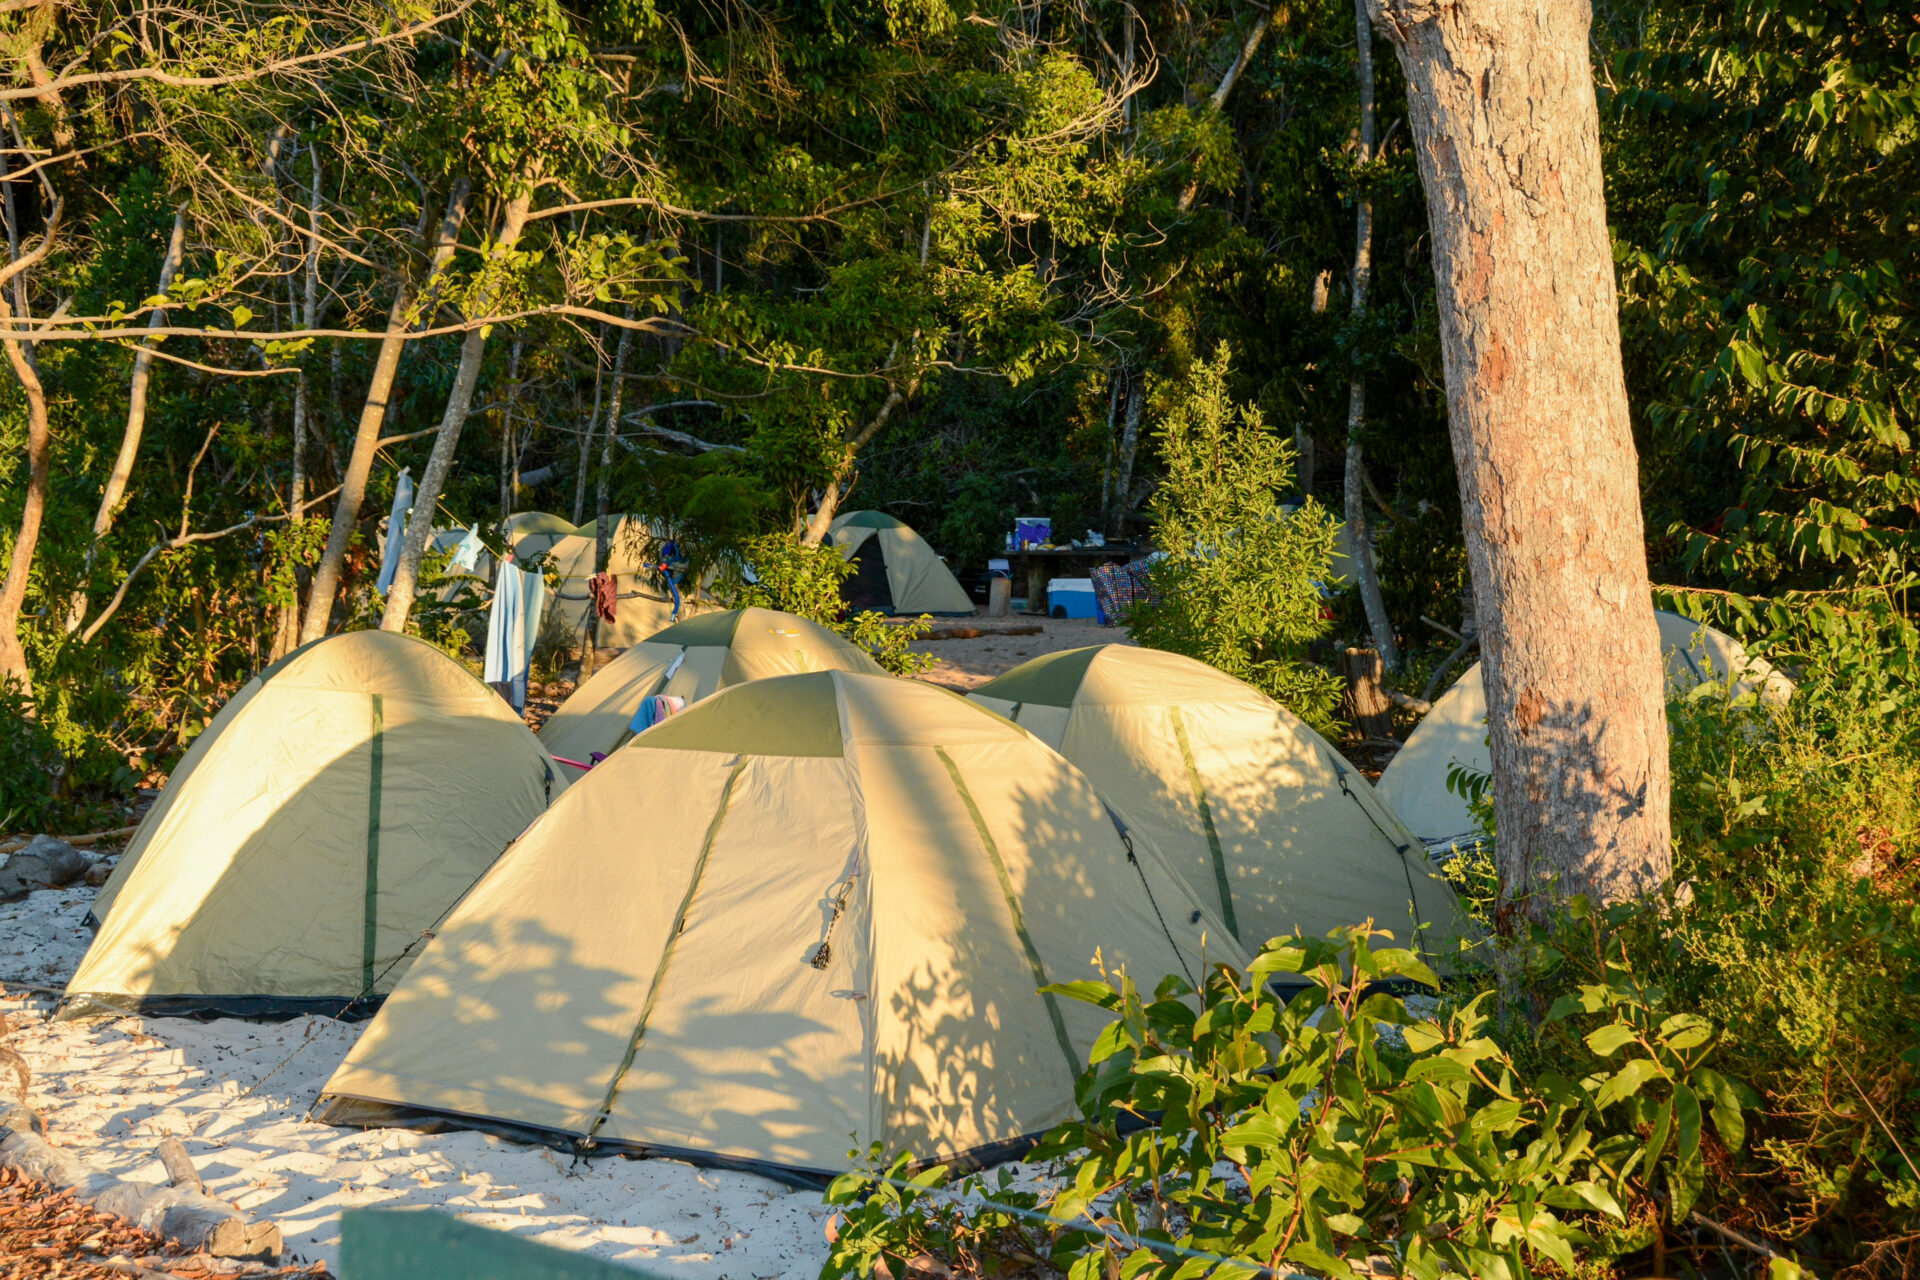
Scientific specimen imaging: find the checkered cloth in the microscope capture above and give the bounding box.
[1091,559,1158,625]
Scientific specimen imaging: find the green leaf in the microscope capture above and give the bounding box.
[1042,980,1117,1007]
[1668,1154,1706,1222]
[1584,1024,1638,1057]
[1673,1081,1703,1166]
[1594,1057,1663,1108]
[1693,1067,1749,1152]
[231,304,253,328]
[1568,1180,1626,1221]
[1401,1021,1447,1053]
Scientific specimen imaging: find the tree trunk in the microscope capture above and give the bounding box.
[573,332,606,526]
[594,312,635,576]
[1345,0,1400,671]
[0,293,51,691]
[1098,364,1123,519]
[380,189,534,633]
[798,376,920,546]
[61,206,188,634]
[87,212,187,551]
[289,150,323,517]
[1107,364,1144,539]
[1368,0,1672,915]
[0,147,56,691]
[298,180,471,644]
[498,336,524,521]
[1343,646,1394,739]
[1175,12,1274,211]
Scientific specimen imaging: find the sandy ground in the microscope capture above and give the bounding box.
[903,616,1131,693]
[0,880,847,1275]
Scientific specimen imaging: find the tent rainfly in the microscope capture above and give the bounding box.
[67,632,567,1019]
[317,671,1245,1181]
[1377,609,1796,844]
[968,646,1463,956]
[537,607,885,769]
[825,511,975,616]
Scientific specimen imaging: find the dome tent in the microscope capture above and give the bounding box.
[68,632,567,1019]
[537,607,885,769]
[825,510,975,616]
[1377,609,1796,844]
[968,646,1462,956]
[317,671,1245,1181]
[505,512,712,647]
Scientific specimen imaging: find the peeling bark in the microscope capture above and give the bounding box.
[1368,0,1671,914]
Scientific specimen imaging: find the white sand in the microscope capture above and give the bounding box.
[905,617,1132,693]
[0,880,841,1275]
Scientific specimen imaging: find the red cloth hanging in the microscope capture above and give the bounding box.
[587,572,618,624]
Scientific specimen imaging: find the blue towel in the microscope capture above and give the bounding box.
[445,526,484,575]
[484,563,547,712]
[374,469,415,593]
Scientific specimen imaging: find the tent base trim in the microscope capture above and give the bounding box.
[55,992,385,1023]
[312,1094,1050,1190]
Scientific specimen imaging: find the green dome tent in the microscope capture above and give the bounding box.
[1377,609,1795,844]
[825,510,975,616]
[969,646,1462,956]
[67,632,567,1019]
[536,607,884,770]
[507,513,714,648]
[317,671,1243,1181]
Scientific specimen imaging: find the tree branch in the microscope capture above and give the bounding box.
[1,5,475,102]
[79,486,342,645]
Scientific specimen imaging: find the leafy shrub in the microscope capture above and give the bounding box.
[721,533,935,676]
[0,683,62,833]
[1127,345,1343,732]
[824,925,1742,1280]
[1540,614,1920,1276]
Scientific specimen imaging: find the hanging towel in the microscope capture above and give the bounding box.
[587,572,618,624]
[374,468,415,593]
[446,526,485,575]
[484,560,546,713]
[628,694,685,734]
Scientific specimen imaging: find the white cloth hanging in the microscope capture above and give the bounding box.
[374,468,415,593]
[445,526,484,575]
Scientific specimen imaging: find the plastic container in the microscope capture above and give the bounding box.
[1047,577,1098,619]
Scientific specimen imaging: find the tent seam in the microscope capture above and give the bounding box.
[584,753,749,1144]
[933,746,1081,1081]
[362,693,385,993]
[1168,705,1238,942]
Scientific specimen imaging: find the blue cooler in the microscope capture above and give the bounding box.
[1047,578,1098,619]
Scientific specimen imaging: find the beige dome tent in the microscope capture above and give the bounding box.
[1377,609,1795,844]
[968,646,1462,954]
[317,671,1244,1180]
[67,632,567,1019]
[509,514,713,648]
[537,607,885,770]
[501,511,577,560]
[825,511,975,616]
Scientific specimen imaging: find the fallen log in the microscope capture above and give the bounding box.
[156,1137,203,1194]
[0,1100,281,1262]
[920,625,1045,641]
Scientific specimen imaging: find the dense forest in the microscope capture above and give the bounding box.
[4,0,1905,801]
[1,0,1917,1274]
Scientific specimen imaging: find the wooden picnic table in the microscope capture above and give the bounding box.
[1000,545,1144,614]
